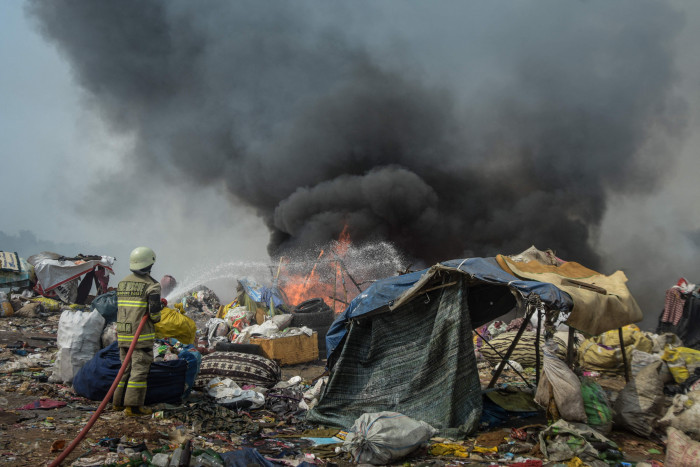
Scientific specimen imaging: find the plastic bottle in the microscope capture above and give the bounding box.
[151,452,171,467]
[178,439,192,467]
[190,453,224,467]
[168,447,183,466]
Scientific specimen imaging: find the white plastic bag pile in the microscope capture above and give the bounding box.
[51,309,105,383]
[205,377,265,409]
[234,316,312,344]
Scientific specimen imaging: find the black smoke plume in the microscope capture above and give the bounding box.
[27,0,686,270]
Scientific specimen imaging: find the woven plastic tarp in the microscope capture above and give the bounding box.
[307,276,482,435]
[325,257,573,358]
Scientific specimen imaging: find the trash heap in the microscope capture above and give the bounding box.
[1,247,700,466]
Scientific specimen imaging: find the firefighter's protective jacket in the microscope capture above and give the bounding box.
[116,273,161,349]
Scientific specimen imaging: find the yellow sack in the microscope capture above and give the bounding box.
[579,339,627,371]
[0,299,13,317]
[599,324,653,354]
[30,296,63,312]
[662,347,700,383]
[155,307,197,345]
[218,300,238,319]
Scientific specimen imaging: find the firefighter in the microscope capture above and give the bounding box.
[112,246,162,416]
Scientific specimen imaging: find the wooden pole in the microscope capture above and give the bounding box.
[619,327,630,382]
[535,307,542,388]
[566,327,575,367]
[333,260,338,313]
[488,305,536,388]
[475,329,533,388]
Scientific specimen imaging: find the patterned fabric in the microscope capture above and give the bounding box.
[506,317,534,333]
[480,331,567,367]
[661,287,686,326]
[194,351,280,389]
[307,276,482,435]
[665,427,700,467]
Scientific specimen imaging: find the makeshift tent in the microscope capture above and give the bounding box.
[0,251,34,291]
[27,252,114,304]
[307,257,572,435]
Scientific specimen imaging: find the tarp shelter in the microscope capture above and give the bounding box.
[27,252,114,304]
[0,251,34,291]
[307,257,573,435]
[237,278,287,323]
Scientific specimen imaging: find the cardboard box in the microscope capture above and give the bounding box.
[250,332,319,366]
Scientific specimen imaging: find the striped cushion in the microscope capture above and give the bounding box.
[194,351,280,389]
[480,331,567,367]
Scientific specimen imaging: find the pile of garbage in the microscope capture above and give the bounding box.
[1,248,700,466]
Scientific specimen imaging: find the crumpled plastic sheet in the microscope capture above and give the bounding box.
[538,419,616,467]
[163,401,261,434]
[206,377,265,409]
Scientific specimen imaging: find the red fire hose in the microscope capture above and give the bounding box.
[49,314,150,467]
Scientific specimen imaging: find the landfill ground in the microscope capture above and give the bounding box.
[1,318,670,467]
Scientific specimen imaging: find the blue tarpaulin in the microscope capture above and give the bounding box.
[238,278,285,308]
[325,257,573,358]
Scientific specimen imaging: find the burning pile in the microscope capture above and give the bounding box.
[277,226,404,313]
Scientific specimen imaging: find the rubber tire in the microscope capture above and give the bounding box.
[291,308,336,356]
[213,342,264,356]
[295,298,330,314]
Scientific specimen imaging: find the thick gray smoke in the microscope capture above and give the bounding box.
[27,1,687,274]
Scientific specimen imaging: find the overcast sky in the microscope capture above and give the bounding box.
[1,1,270,288]
[1,1,698,327]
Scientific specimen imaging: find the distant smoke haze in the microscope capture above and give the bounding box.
[26,0,699,324]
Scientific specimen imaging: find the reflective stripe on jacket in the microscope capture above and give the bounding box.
[116,273,161,349]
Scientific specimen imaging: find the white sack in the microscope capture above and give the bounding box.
[51,309,105,383]
[658,391,700,438]
[342,412,437,465]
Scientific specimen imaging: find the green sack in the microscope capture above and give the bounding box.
[580,377,613,434]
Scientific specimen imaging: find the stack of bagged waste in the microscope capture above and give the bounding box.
[578,324,653,375]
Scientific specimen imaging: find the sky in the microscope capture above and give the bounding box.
[0,0,270,289]
[1,1,699,328]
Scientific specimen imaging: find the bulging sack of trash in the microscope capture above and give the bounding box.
[630,348,673,383]
[580,377,613,434]
[91,290,118,324]
[51,309,106,383]
[658,391,700,438]
[613,360,665,437]
[662,346,700,383]
[0,292,14,317]
[666,427,700,467]
[534,342,587,423]
[155,307,197,345]
[341,412,437,465]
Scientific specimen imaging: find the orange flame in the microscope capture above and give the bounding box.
[280,224,357,312]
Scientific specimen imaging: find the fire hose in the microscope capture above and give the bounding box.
[49,314,150,467]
